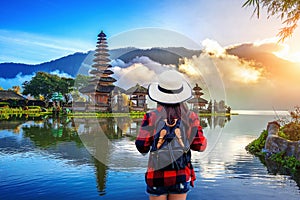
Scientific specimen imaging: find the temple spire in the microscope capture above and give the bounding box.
[90,30,116,86]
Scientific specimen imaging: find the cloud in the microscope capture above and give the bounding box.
[112,56,176,89]
[177,39,295,109]
[181,38,300,109]
[201,39,226,56]
[49,70,73,79]
[179,39,266,86]
[113,63,156,90]
[0,73,33,90]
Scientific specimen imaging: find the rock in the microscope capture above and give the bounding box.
[265,121,300,161]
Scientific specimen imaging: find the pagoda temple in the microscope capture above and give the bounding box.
[188,83,208,111]
[79,31,124,111]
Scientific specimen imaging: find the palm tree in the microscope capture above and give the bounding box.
[243,0,300,41]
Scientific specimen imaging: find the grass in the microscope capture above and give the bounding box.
[269,151,300,173]
[245,129,268,155]
[1,107,238,119]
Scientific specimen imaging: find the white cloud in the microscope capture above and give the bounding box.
[201,39,226,57]
[179,39,265,86]
[50,70,73,79]
[177,39,279,108]
[0,73,33,90]
[112,56,176,89]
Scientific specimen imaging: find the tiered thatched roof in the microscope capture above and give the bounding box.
[0,90,26,100]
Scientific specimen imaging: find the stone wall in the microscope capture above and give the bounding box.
[265,121,300,161]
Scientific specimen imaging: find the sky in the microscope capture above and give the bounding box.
[1,0,300,110]
[1,0,300,64]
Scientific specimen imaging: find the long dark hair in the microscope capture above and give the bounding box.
[158,102,190,125]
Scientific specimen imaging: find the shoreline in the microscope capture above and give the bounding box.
[2,108,290,119]
[0,107,237,118]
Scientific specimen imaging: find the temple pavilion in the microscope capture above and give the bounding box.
[79,31,125,112]
[126,84,148,111]
[188,83,208,111]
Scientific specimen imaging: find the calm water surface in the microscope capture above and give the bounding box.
[0,111,299,200]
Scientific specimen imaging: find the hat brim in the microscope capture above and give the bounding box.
[148,81,192,104]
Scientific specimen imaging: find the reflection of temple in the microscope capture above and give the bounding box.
[188,83,208,111]
[206,115,231,128]
[79,31,125,112]
[94,158,108,195]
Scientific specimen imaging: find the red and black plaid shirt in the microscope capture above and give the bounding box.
[135,106,207,187]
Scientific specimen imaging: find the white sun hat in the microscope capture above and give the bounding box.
[148,70,192,104]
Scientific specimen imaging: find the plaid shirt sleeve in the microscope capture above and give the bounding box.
[135,112,156,154]
[188,111,207,152]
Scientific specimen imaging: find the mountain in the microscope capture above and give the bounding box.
[226,43,300,83]
[0,47,201,79]
[0,52,89,78]
[118,47,201,65]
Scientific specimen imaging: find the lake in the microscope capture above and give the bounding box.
[0,111,299,200]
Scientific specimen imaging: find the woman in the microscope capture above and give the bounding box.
[135,70,207,200]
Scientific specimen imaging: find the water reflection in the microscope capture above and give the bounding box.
[1,114,299,199]
[206,115,231,129]
[22,117,81,147]
[0,115,230,195]
[94,158,108,195]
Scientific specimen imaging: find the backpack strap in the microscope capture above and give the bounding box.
[174,127,185,148]
[157,129,167,149]
[156,119,178,149]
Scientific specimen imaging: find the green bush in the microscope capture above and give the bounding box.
[276,106,300,141]
[245,129,268,155]
[270,151,300,173]
[0,102,10,107]
[282,122,300,141]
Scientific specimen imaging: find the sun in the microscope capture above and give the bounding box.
[272,41,300,63]
[239,68,261,83]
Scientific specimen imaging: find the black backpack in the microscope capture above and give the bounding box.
[149,118,191,171]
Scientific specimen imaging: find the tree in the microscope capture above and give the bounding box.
[74,74,90,90]
[70,90,86,102]
[22,72,74,100]
[243,0,300,41]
